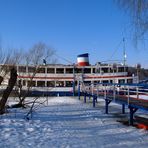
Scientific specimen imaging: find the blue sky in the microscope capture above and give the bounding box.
[0,0,148,68]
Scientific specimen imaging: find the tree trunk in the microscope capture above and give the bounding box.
[0,76,3,85]
[0,67,17,114]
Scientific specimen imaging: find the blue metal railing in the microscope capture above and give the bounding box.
[77,81,148,125]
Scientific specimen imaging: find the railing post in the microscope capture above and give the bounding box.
[129,106,138,125]
[122,104,125,114]
[113,84,116,101]
[127,86,130,105]
[97,84,99,97]
[129,107,134,125]
[73,81,75,96]
[84,92,86,103]
[93,96,96,107]
[105,99,111,114]
[105,99,108,114]
[78,81,80,100]
[104,86,106,100]
[136,86,139,99]
[89,85,91,100]
[92,83,94,96]
[105,99,112,114]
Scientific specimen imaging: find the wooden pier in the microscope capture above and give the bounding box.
[77,82,148,126]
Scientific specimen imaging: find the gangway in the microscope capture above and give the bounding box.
[77,82,148,126]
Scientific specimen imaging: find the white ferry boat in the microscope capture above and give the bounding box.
[0,53,137,95]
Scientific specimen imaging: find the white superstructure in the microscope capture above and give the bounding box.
[15,62,135,88]
[0,62,136,92]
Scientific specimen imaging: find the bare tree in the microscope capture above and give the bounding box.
[15,42,56,107]
[0,49,23,114]
[0,67,17,114]
[0,42,56,114]
[116,0,148,43]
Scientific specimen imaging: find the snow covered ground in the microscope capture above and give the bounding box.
[0,96,148,148]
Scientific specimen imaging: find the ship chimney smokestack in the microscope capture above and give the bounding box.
[77,53,89,66]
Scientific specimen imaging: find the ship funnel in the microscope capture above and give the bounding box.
[77,53,89,66]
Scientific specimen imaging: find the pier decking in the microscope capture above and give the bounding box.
[77,82,148,125]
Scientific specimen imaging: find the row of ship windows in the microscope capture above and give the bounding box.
[18,80,74,87]
[18,67,128,74]
[17,79,132,87]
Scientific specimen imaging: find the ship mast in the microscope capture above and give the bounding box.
[123,37,126,67]
[123,37,127,83]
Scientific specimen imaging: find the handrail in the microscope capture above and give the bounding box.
[78,81,148,103]
[77,81,148,125]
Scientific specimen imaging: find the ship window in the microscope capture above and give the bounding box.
[56,81,64,87]
[47,68,55,73]
[56,68,64,74]
[66,68,73,73]
[84,81,91,85]
[23,80,26,86]
[127,79,132,83]
[84,68,91,73]
[102,80,109,83]
[102,68,109,73]
[94,81,100,84]
[109,68,112,73]
[37,68,45,73]
[27,81,36,87]
[93,68,95,73]
[17,79,21,85]
[74,81,78,86]
[126,67,128,72]
[0,65,16,73]
[75,68,82,73]
[28,67,36,73]
[1,65,7,71]
[95,68,100,73]
[19,66,26,72]
[8,65,17,71]
[118,67,124,72]
[114,69,117,72]
[65,81,73,87]
[47,81,55,87]
[125,67,128,72]
[111,68,117,73]
[119,79,125,84]
[37,81,45,87]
